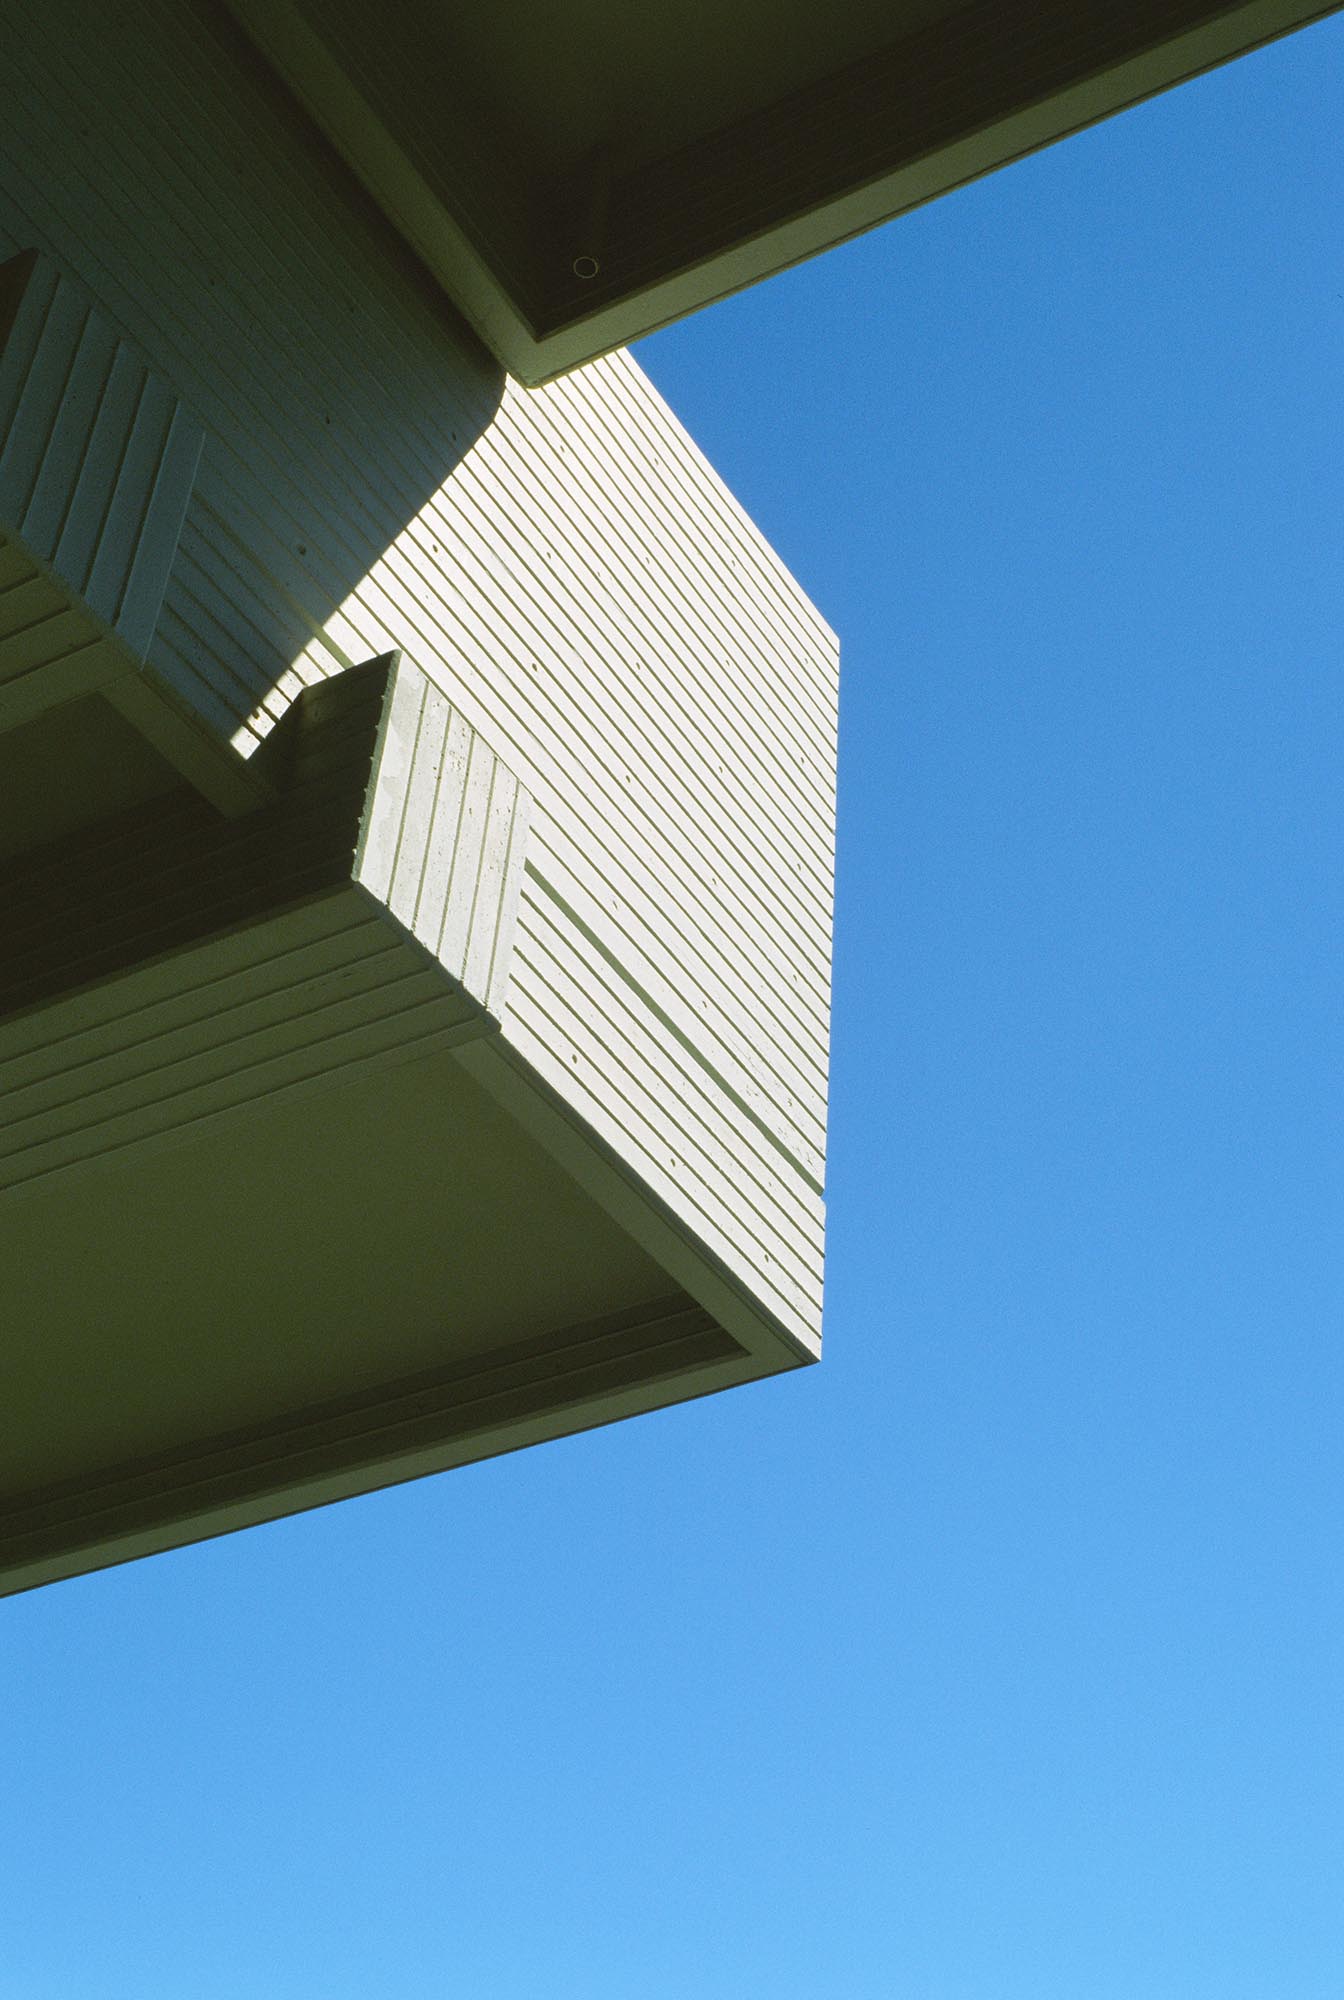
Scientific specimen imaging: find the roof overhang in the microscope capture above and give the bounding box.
[225,0,1339,382]
[0,656,806,1598]
[0,246,817,1598]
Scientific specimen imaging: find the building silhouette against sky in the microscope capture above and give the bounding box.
[0,0,1332,1594]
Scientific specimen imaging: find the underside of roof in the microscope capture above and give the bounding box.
[226,0,1339,380]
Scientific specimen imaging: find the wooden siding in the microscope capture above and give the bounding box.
[355,658,532,1023]
[0,656,528,1200]
[0,900,486,1201]
[0,249,202,666]
[0,0,837,1351]
[0,532,123,724]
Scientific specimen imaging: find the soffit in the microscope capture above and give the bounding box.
[225,0,1340,380]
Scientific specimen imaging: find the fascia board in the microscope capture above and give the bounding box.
[525,0,1343,377]
[0,1319,765,1600]
[455,1032,826,1373]
[225,0,1337,384]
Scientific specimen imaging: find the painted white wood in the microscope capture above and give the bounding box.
[0,250,202,664]
[412,703,472,958]
[0,527,124,724]
[354,656,533,1022]
[506,877,826,1340]
[0,0,838,1351]
[0,899,488,1200]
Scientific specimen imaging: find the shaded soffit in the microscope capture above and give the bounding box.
[225,0,1339,382]
[0,661,787,1600]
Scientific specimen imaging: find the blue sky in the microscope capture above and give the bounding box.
[6,18,1344,1997]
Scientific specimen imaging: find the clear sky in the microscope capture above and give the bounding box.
[6,18,1344,1998]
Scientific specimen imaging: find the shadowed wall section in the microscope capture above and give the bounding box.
[0,0,836,1592]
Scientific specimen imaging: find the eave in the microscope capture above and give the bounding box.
[225,0,1339,382]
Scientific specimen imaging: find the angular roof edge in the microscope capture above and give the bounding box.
[226,0,1336,382]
